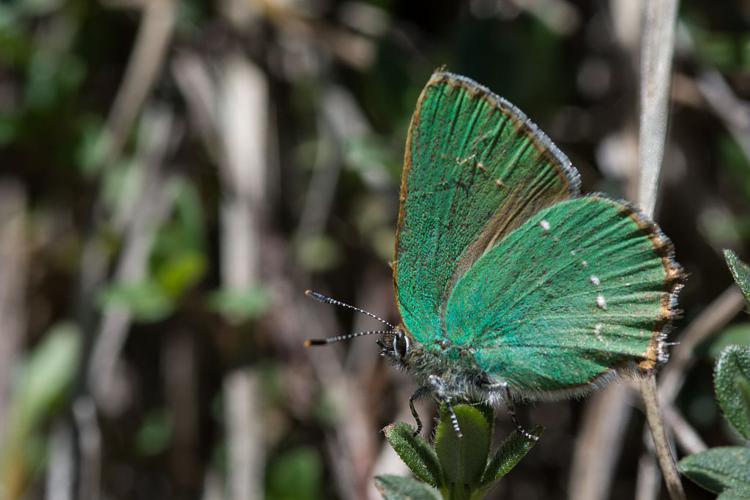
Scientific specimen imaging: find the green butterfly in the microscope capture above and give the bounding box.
[306,71,684,438]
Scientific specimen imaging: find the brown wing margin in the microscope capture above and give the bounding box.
[599,194,686,371]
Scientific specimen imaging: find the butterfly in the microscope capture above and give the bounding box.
[305,71,684,439]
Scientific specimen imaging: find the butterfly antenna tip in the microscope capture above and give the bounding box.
[303,289,395,328]
[304,330,394,348]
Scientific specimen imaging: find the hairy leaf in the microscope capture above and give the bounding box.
[718,488,750,500]
[724,249,750,304]
[481,426,543,484]
[383,423,442,487]
[375,475,442,500]
[679,447,750,494]
[715,346,750,439]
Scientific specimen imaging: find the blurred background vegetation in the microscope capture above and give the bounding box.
[2,0,750,499]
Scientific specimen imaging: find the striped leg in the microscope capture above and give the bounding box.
[409,386,431,436]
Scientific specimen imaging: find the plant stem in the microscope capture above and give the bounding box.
[638,0,678,217]
[636,0,686,498]
[639,375,685,500]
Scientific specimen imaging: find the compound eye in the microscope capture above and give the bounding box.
[393,332,410,359]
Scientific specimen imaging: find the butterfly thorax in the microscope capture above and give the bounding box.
[381,325,497,405]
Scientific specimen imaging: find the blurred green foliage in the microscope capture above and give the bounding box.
[267,447,324,500]
[1,323,80,497]
[2,0,750,499]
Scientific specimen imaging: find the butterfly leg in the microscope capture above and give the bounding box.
[498,383,538,442]
[425,374,464,438]
[443,399,463,438]
[409,386,431,436]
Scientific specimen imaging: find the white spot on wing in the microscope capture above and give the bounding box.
[594,323,604,342]
[540,219,551,232]
[596,294,607,310]
[581,260,588,268]
[590,275,601,286]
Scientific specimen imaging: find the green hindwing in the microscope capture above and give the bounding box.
[444,195,684,397]
[395,72,580,344]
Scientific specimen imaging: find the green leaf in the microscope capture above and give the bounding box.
[708,324,750,358]
[481,426,543,485]
[374,475,441,500]
[155,250,206,298]
[267,447,323,500]
[135,409,173,456]
[2,322,81,489]
[718,488,750,500]
[98,281,175,322]
[678,447,750,494]
[295,235,342,272]
[10,323,80,432]
[434,404,492,491]
[207,286,272,324]
[383,423,442,487]
[715,346,750,439]
[724,249,750,303]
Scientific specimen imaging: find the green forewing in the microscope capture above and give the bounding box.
[445,196,680,395]
[395,72,580,344]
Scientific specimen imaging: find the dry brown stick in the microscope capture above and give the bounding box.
[695,70,750,157]
[249,0,376,69]
[77,0,178,409]
[636,0,685,498]
[568,382,635,500]
[99,0,177,167]
[660,285,746,404]
[637,0,679,217]
[663,404,707,456]
[225,371,264,500]
[635,285,744,500]
[45,419,74,500]
[636,451,661,500]
[0,181,26,448]
[639,375,684,500]
[216,54,269,500]
[508,0,580,35]
[172,52,224,165]
[88,107,178,413]
[73,398,101,500]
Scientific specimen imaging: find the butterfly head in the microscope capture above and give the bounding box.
[377,327,414,367]
[303,290,418,364]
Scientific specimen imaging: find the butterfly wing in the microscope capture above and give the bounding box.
[395,72,580,344]
[444,195,684,397]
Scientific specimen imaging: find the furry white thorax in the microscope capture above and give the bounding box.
[380,326,507,408]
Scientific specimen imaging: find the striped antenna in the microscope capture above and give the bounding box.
[304,290,395,329]
[304,330,395,347]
